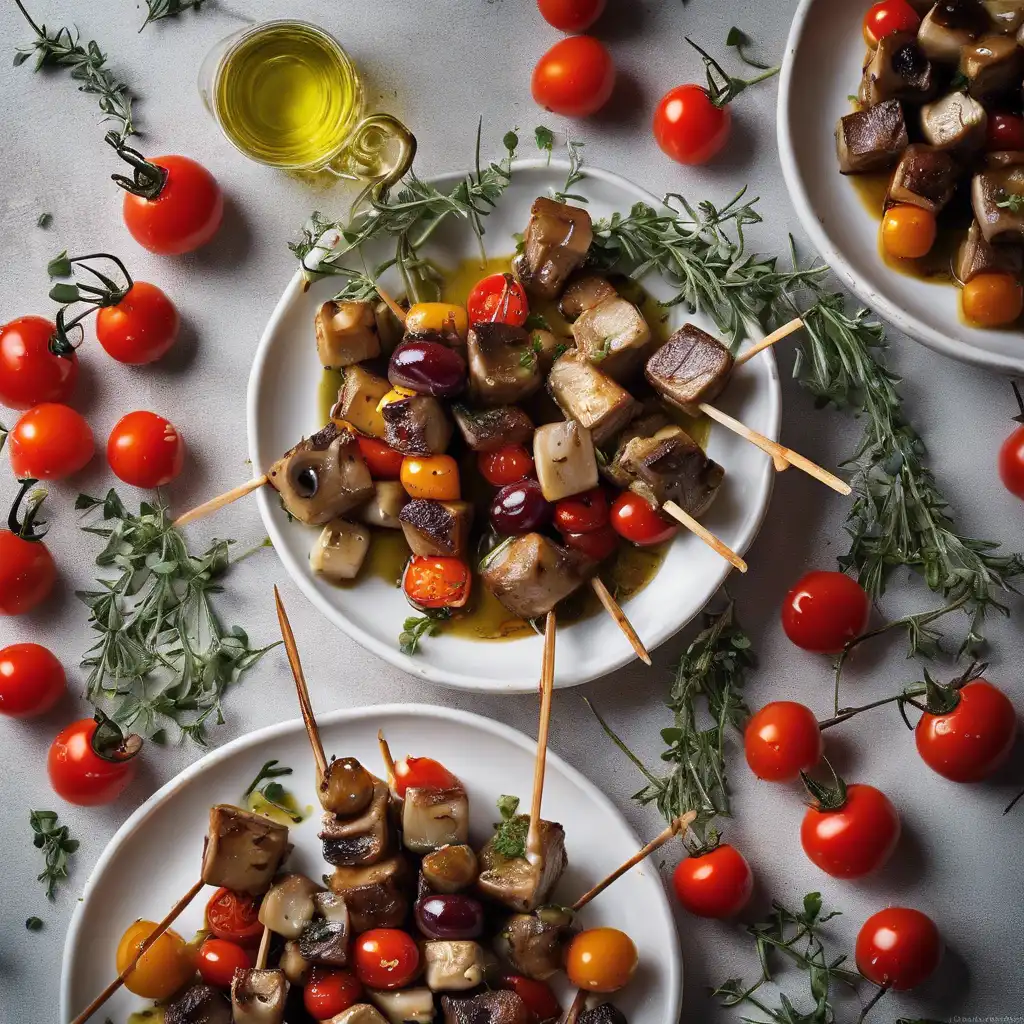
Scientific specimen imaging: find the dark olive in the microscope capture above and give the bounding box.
[320,756,375,816]
[490,479,553,535]
[389,340,467,398]
[415,893,485,940]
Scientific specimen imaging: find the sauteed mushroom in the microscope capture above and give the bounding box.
[315,300,381,369]
[513,197,594,299]
[399,499,475,559]
[421,844,480,893]
[319,777,393,865]
[571,294,652,381]
[548,350,638,445]
[533,419,599,503]
[423,940,488,991]
[452,404,534,451]
[309,519,371,582]
[369,989,437,1024]
[320,756,377,817]
[299,890,351,965]
[477,818,568,913]
[440,990,532,1024]
[403,785,471,853]
[836,99,909,173]
[334,365,391,438]
[645,324,733,416]
[231,968,288,1024]
[329,852,413,932]
[467,323,543,407]
[258,873,321,939]
[201,805,290,895]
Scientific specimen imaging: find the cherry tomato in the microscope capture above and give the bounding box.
[610,492,677,546]
[467,274,530,327]
[653,85,731,166]
[196,937,250,989]
[120,153,224,256]
[962,273,1023,328]
[745,701,824,782]
[566,927,638,993]
[497,974,561,1021]
[563,523,618,562]
[8,403,94,480]
[882,205,937,260]
[781,570,870,654]
[999,425,1024,499]
[353,928,420,990]
[0,530,55,615]
[801,783,900,879]
[856,907,942,990]
[394,755,461,798]
[532,36,616,118]
[0,316,77,409]
[987,113,1024,152]
[554,487,609,533]
[478,444,535,486]
[672,843,753,919]
[115,921,195,999]
[107,411,185,489]
[304,966,363,1019]
[0,643,65,718]
[206,887,264,947]
[400,454,461,500]
[95,281,178,364]
[352,436,403,480]
[862,0,921,46]
[47,716,141,806]
[402,555,472,610]
[537,0,605,32]
[915,679,1017,782]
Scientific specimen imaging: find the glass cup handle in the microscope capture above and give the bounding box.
[327,113,417,198]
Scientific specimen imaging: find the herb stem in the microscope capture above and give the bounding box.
[856,983,890,1023]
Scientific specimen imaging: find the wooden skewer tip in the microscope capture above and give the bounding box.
[172,474,268,529]
[662,501,747,573]
[590,577,651,665]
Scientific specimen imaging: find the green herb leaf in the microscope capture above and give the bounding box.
[36,212,52,229]
[524,312,551,331]
[49,282,80,304]
[243,759,293,798]
[503,129,519,157]
[140,0,204,30]
[30,810,78,900]
[535,125,555,164]
[553,140,586,204]
[996,191,1024,212]
[47,250,71,277]
[399,610,450,655]
[492,795,528,858]
[26,916,44,931]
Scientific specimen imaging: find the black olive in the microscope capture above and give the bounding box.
[892,43,926,78]
[295,466,319,498]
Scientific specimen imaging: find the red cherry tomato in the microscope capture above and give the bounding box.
[532,36,616,118]
[856,907,942,990]
[107,411,185,489]
[478,444,535,486]
[47,716,141,806]
[915,679,1017,782]
[0,316,78,410]
[120,153,224,256]
[0,530,55,616]
[653,85,731,166]
[304,967,364,1019]
[393,756,460,798]
[206,888,264,947]
[987,113,1024,152]
[999,425,1024,499]
[563,523,618,562]
[356,436,405,480]
[8,403,94,480]
[0,643,65,718]
[95,281,178,364]
[781,570,870,654]
[537,0,605,32]
[497,974,562,1021]
[610,492,677,546]
[862,0,921,45]
[196,938,250,989]
[801,783,900,879]
[467,274,530,328]
[402,555,472,611]
[745,701,824,782]
[353,928,420,990]
[672,843,753,919]
[554,487,609,534]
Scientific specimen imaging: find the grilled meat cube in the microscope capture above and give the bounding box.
[619,427,725,517]
[920,92,987,151]
[329,853,413,933]
[479,533,593,621]
[645,324,733,416]
[441,991,531,1024]
[165,984,232,1024]
[319,779,393,866]
[467,323,543,407]
[533,420,599,502]
[259,873,322,939]
[504,906,574,980]
[859,32,935,105]
[477,818,567,913]
[424,941,487,992]
[201,805,289,895]
[579,1005,628,1024]
[835,99,909,173]
[268,423,373,526]
[452,404,534,452]
[333,366,391,439]
[421,844,480,893]
[971,167,1024,241]
[310,519,371,582]
[382,396,453,456]
[983,0,1024,32]
[299,891,351,966]
[403,785,470,853]
[572,295,652,381]
[548,351,638,445]
[956,218,1024,280]
[513,197,594,299]
[887,144,960,213]
[559,275,618,321]
[369,989,436,1024]
[316,300,381,369]
[399,499,474,559]
[231,968,288,1024]
[918,0,988,61]
[357,480,409,530]
[962,33,1022,98]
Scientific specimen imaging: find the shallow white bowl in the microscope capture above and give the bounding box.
[778,0,1024,373]
[60,704,681,1023]
[247,160,781,691]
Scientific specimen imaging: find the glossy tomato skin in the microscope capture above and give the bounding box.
[537,0,605,32]
[122,154,224,255]
[402,555,472,610]
[532,36,616,118]
[565,927,638,993]
[107,411,185,488]
[998,426,1024,499]
[862,0,920,45]
[197,937,250,989]
[781,571,870,653]
[801,783,900,879]
[610,492,677,546]
[353,928,420,989]
[478,444,535,487]
[856,907,942,990]
[0,643,65,717]
[116,921,194,999]
[554,487,609,533]
[9,403,95,480]
[467,274,530,327]
[653,85,731,165]
[394,756,460,798]
[563,523,618,562]
[0,316,77,409]
[48,718,138,805]
[206,887,264,947]
[745,701,824,782]
[988,113,1024,152]
[915,680,1017,782]
[672,843,753,919]
[304,967,363,1018]
[497,974,562,1020]
[95,281,178,364]
[0,532,56,615]
[357,436,405,480]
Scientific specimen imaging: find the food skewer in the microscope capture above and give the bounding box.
[732,316,805,367]
[660,502,747,572]
[563,989,589,1024]
[173,474,267,529]
[527,610,557,867]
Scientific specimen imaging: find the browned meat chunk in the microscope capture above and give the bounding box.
[467,323,543,407]
[962,34,1022,98]
[918,0,988,62]
[919,92,987,152]
[971,167,1024,242]
[477,818,567,913]
[441,991,531,1024]
[513,197,593,299]
[165,984,231,1024]
[319,779,393,866]
[333,365,390,439]
[201,805,289,895]
[559,274,617,321]
[645,324,733,415]
[382,396,453,455]
[315,300,381,368]
[329,853,413,933]
[836,99,909,173]
[452,404,534,452]
[859,32,935,105]
[399,499,474,559]
[619,427,725,517]
[955,219,1024,281]
[402,785,470,853]
[548,350,638,445]
[572,295,652,381]
[888,144,960,213]
[504,907,573,980]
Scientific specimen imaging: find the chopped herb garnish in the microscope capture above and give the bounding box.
[524,312,551,331]
[399,610,451,655]
[26,917,44,931]
[141,0,204,30]
[30,810,78,900]
[492,795,528,858]
[552,342,569,360]
[996,191,1024,213]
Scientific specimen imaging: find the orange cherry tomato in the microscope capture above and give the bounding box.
[0,643,65,718]
[537,0,605,32]
[400,455,461,500]
[882,205,937,260]
[402,555,472,610]
[610,492,677,546]
[95,281,178,364]
[357,436,405,480]
[862,0,921,46]
[467,274,530,327]
[115,921,195,999]
[653,84,731,166]
[478,444,535,486]
[393,755,461,798]
[673,843,753,919]
[744,701,824,782]
[206,887,264,947]
[197,937,250,989]
[107,411,185,488]
[566,927,638,993]
[962,273,1024,327]
[856,907,942,991]
[532,36,616,118]
[47,716,141,806]
[8,402,94,480]
[353,929,420,990]
[0,316,77,409]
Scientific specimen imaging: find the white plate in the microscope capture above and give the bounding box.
[248,160,781,691]
[60,704,681,1023]
[778,0,1024,374]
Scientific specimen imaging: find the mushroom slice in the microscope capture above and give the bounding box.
[467,323,544,407]
[423,940,488,992]
[547,350,639,445]
[513,197,594,299]
[421,844,480,893]
[258,873,322,939]
[962,33,1022,98]
[165,983,232,1024]
[983,0,1024,31]
[920,92,987,151]
[571,295,653,381]
[319,778,393,866]
[559,275,618,321]
[859,31,935,105]
[440,991,532,1024]
[357,481,409,530]
[835,99,909,174]
[888,144,961,214]
[231,968,288,1024]
[403,785,470,854]
[645,324,734,415]
[279,940,312,986]
[503,907,574,980]
[333,366,391,439]
[369,988,437,1024]
[451,404,534,452]
[477,818,568,913]
[300,890,351,966]
[316,300,381,369]
[917,0,987,61]
[329,853,413,933]
[533,420,599,503]
[382,396,453,456]
[971,167,1024,242]
[268,423,374,526]
[955,219,1024,281]
[201,805,289,895]
[310,519,371,583]
[399,499,475,559]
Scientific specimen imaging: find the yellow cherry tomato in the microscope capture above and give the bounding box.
[962,273,1024,327]
[881,204,937,260]
[400,455,461,500]
[376,386,417,414]
[566,927,638,993]
[405,302,468,342]
[115,920,195,999]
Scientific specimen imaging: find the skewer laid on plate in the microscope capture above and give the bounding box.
[527,609,557,867]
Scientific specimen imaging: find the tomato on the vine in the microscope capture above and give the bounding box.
[478,444,535,487]
[672,843,753,919]
[563,523,618,562]
[107,411,185,488]
[537,0,605,32]
[856,907,942,990]
[206,887,264,947]
[653,84,731,165]
[781,570,870,653]
[393,756,460,798]
[497,974,561,1020]
[116,921,195,999]
[801,782,900,878]
[565,927,638,993]
[304,967,363,1018]
[0,643,65,718]
[554,487,609,534]
[467,274,530,327]
[610,492,677,546]
[532,36,616,118]
[999,423,1024,500]
[862,0,921,46]
[196,937,250,989]
[8,403,94,480]
[353,928,419,989]
[0,480,56,616]
[0,316,77,410]
[357,436,405,480]
[47,714,142,806]
[745,701,824,782]
[95,281,179,365]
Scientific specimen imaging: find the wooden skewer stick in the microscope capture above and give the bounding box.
[698,403,851,496]
[733,317,804,367]
[374,283,408,325]
[589,577,650,665]
[173,475,268,529]
[273,585,328,779]
[526,609,557,868]
[661,501,747,573]
[70,878,205,1024]
[378,729,397,789]
[255,924,273,970]
[562,989,588,1024]
[571,811,697,912]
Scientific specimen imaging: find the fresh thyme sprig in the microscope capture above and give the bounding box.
[491,795,529,858]
[140,0,204,30]
[30,810,79,901]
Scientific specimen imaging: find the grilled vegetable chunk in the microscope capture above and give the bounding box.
[962,33,1022,98]
[403,785,470,853]
[559,274,617,321]
[316,300,381,368]
[441,991,531,1024]
[477,818,567,913]
[645,324,733,415]
[400,499,474,559]
[319,779,393,866]
[333,366,391,439]
[548,351,638,445]
[452,404,534,451]
[165,984,232,1024]
[467,323,543,407]
[971,167,1024,242]
[513,197,594,299]
[918,0,987,62]
[201,805,289,895]
[619,427,725,517]
[955,219,1024,280]
[533,420,599,502]
[259,873,321,939]
[333,1007,390,1024]
[859,32,935,105]
[382,396,453,455]
[299,891,351,966]
[424,941,487,992]
[358,481,409,530]
[887,144,960,213]
[329,853,413,933]
[572,295,652,380]
[231,968,288,1024]
[310,519,371,582]
[268,423,374,526]
[504,907,573,980]
[920,92,987,152]
[836,99,909,173]
[422,844,480,893]
[369,989,436,1024]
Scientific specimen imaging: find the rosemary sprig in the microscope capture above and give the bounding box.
[30,810,79,901]
[140,0,204,30]
[491,795,528,858]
